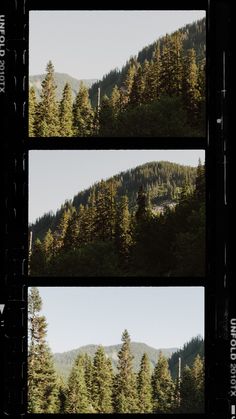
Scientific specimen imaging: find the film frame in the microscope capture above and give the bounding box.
[0,0,233,417]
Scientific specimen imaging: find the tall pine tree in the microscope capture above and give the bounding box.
[114,330,139,413]
[29,86,37,137]
[152,352,175,413]
[73,83,94,136]
[37,61,60,136]
[59,82,73,136]
[137,353,153,413]
[28,287,59,413]
[66,354,91,413]
[92,346,114,413]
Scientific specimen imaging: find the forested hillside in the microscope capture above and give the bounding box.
[29,18,206,137]
[169,336,204,379]
[28,288,205,414]
[53,342,178,379]
[29,160,205,277]
[89,18,205,106]
[30,161,197,241]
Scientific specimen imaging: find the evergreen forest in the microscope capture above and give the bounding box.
[29,160,205,277]
[28,287,205,414]
[29,18,205,137]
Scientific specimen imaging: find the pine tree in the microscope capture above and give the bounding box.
[98,95,114,136]
[29,86,37,137]
[28,287,59,413]
[92,346,114,413]
[114,330,139,413]
[37,61,60,136]
[136,185,150,222]
[152,42,161,99]
[43,228,54,263]
[121,61,137,107]
[159,35,172,96]
[137,353,153,413]
[191,355,204,412]
[110,85,122,117]
[115,195,132,264]
[63,208,79,251]
[197,57,206,129]
[30,238,46,275]
[83,354,94,407]
[170,32,183,96]
[73,83,94,136]
[57,376,67,414]
[152,352,175,413]
[179,365,196,413]
[130,65,145,106]
[66,354,91,413]
[59,82,73,136]
[195,159,205,202]
[182,49,200,123]
[159,33,183,97]
[139,59,154,104]
[53,207,72,253]
[95,180,117,242]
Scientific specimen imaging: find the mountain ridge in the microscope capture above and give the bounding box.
[53,341,178,379]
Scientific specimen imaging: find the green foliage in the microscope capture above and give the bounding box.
[152,352,175,413]
[36,61,60,137]
[66,354,92,413]
[169,336,204,380]
[105,96,200,137]
[73,82,94,136]
[28,287,60,413]
[114,330,139,413]
[137,353,153,412]
[29,86,37,137]
[179,355,204,413]
[59,82,74,136]
[92,346,114,413]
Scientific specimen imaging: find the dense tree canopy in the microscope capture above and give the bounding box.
[29,19,205,137]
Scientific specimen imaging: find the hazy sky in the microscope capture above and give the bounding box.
[29,150,205,224]
[29,10,205,79]
[34,287,204,354]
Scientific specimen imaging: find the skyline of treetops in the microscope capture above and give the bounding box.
[28,287,205,414]
[29,18,206,137]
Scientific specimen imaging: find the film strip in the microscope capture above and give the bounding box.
[0,0,233,417]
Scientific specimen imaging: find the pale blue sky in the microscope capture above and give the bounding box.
[35,287,204,354]
[29,10,205,80]
[29,150,205,224]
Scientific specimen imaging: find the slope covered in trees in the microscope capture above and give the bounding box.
[89,17,205,106]
[30,161,197,242]
[29,160,205,277]
[29,18,205,137]
[28,288,205,414]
